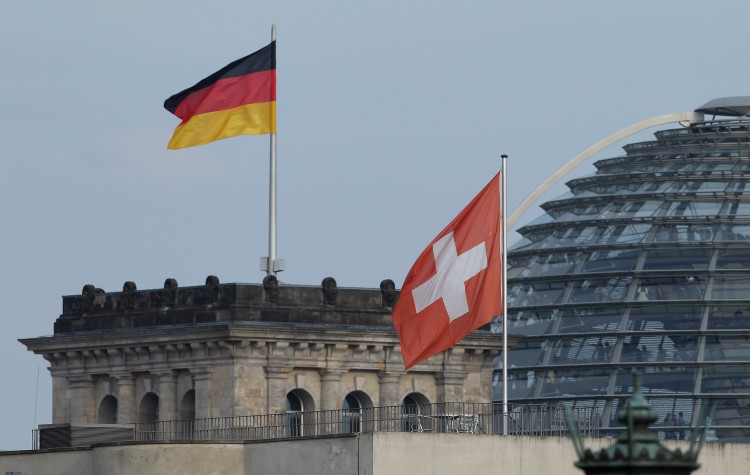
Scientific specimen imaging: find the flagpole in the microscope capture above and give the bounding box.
[267,24,279,276]
[501,154,509,435]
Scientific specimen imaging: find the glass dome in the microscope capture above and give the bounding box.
[497,117,750,442]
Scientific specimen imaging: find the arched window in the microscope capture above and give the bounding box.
[138,392,159,424]
[286,392,304,437]
[342,393,362,433]
[285,389,315,437]
[179,390,195,421]
[177,390,196,439]
[97,395,118,424]
[401,392,431,432]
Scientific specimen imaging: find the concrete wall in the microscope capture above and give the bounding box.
[245,435,362,475]
[2,434,750,475]
[0,444,245,475]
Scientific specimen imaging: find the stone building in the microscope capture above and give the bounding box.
[20,276,502,428]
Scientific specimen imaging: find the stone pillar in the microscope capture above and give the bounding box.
[265,365,291,414]
[319,370,344,435]
[435,371,467,403]
[478,365,495,404]
[114,373,136,424]
[378,372,401,407]
[378,372,402,431]
[320,370,344,412]
[68,375,96,423]
[51,374,70,424]
[156,372,177,421]
[193,369,213,419]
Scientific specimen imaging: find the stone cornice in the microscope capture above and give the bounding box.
[22,320,507,376]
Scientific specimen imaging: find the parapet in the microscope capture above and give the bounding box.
[54,276,403,334]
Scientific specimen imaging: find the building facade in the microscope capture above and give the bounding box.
[21,276,501,430]
[500,97,750,441]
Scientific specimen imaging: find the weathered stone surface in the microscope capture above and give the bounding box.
[22,280,509,431]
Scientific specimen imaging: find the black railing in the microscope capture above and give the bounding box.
[32,403,602,448]
[131,403,600,442]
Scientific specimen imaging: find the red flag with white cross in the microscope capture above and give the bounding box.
[393,173,503,369]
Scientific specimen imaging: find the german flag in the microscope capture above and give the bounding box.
[164,42,276,149]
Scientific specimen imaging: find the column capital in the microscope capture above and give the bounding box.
[319,369,345,382]
[67,374,95,386]
[378,372,401,384]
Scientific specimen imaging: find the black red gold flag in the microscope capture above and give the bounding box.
[164,42,276,149]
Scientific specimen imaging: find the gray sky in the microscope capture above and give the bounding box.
[2,0,748,450]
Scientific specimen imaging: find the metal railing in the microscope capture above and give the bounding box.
[31,403,600,448]
[131,403,599,442]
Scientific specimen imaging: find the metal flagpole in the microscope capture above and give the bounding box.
[501,154,509,435]
[264,24,283,276]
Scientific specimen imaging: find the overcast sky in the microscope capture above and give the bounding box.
[2,0,749,450]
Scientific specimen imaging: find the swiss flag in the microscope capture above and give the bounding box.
[393,173,503,369]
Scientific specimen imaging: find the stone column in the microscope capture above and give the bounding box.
[320,370,344,412]
[114,373,136,424]
[435,371,467,403]
[68,375,96,423]
[378,372,402,431]
[156,371,177,421]
[378,372,401,407]
[319,370,344,435]
[51,374,70,424]
[265,365,291,414]
[192,369,213,419]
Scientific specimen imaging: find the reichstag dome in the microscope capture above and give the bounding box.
[499,97,750,441]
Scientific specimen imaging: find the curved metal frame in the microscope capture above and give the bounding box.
[509,112,704,228]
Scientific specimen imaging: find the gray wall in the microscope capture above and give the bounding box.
[2,434,749,475]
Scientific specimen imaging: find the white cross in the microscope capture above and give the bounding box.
[411,232,488,322]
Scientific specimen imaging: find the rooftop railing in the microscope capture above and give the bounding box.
[133,403,601,442]
[31,403,600,449]
[35,402,737,449]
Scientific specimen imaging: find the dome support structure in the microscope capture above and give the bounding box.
[509,111,705,228]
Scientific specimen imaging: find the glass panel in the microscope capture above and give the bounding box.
[508,254,535,278]
[628,304,702,331]
[696,181,729,192]
[535,224,651,249]
[495,369,544,399]
[716,249,750,270]
[507,339,547,368]
[614,368,695,395]
[702,366,750,394]
[558,307,622,334]
[727,201,750,217]
[524,252,585,277]
[634,276,704,302]
[712,276,750,299]
[665,201,723,217]
[703,397,750,435]
[707,306,750,329]
[506,309,556,336]
[619,334,697,363]
[600,224,651,244]
[538,368,610,398]
[705,335,750,362]
[631,201,662,218]
[569,280,601,303]
[508,237,535,252]
[524,281,567,306]
[642,249,711,271]
[548,336,615,365]
[718,224,750,241]
[581,249,639,273]
[652,223,715,243]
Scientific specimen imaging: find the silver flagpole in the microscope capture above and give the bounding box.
[501,154,509,435]
[266,24,279,276]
